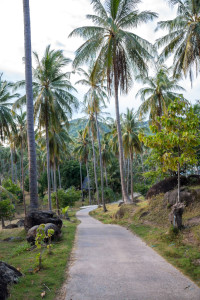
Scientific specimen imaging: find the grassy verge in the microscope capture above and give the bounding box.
[0,211,79,300]
[90,200,200,287]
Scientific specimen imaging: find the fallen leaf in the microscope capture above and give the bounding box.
[41,291,46,298]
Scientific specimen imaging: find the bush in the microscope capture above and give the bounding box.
[95,187,116,203]
[44,187,81,209]
[2,179,23,202]
[134,182,151,196]
[0,199,15,220]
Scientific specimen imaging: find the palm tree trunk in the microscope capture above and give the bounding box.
[80,161,84,204]
[86,160,91,205]
[15,163,17,184]
[11,149,14,183]
[19,156,22,189]
[130,154,134,203]
[54,156,59,215]
[1,218,5,229]
[21,139,26,216]
[23,0,38,210]
[45,121,52,210]
[51,167,54,191]
[113,60,130,204]
[127,158,130,194]
[95,112,107,212]
[105,166,108,188]
[58,163,61,189]
[90,129,100,206]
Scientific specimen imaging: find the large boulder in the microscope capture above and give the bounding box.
[24,210,62,231]
[164,187,197,206]
[27,223,61,244]
[146,176,188,199]
[0,261,22,300]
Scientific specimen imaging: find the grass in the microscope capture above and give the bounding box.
[0,211,79,300]
[90,197,200,286]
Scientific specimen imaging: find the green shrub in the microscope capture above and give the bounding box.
[2,179,23,202]
[0,199,15,221]
[44,187,81,208]
[134,182,151,196]
[95,187,116,203]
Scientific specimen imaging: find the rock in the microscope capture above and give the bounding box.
[0,261,22,300]
[4,224,18,229]
[27,223,61,244]
[16,219,24,227]
[24,210,62,231]
[164,187,197,206]
[118,201,124,207]
[146,176,188,199]
[3,237,23,242]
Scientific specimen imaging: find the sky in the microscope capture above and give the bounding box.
[0,0,199,120]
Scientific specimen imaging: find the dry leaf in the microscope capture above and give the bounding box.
[41,291,46,298]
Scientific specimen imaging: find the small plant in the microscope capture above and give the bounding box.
[62,206,69,219]
[35,224,46,270]
[47,229,54,254]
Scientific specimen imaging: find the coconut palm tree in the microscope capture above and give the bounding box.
[76,66,108,211]
[122,108,142,202]
[74,130,92,205]
[136,64,185,128]
[156,0,200,82]
[15,111,27,215]
[15,45,78,210]
[69,0,157,203]
[22,0,38,210]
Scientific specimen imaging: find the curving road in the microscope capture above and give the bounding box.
[65,206,200,300]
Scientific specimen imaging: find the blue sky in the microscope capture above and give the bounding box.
[0,0,199,119]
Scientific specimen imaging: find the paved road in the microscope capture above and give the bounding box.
[65,206,200,300]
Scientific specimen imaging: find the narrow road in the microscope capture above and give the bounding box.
[65,206,200,300]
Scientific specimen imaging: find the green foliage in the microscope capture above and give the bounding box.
[44,187,81,208]
[134,183,151,196]
[60,160,86,190]
[24,176,29,192]
[2,178,23,202]
[35,224,46,270]
[0,199,15,220]
[47,229,54,254]
[37,172,48,197]
[95,187,116,203]
[140,98,200,175]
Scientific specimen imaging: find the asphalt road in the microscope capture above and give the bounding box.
[65,206,200,300]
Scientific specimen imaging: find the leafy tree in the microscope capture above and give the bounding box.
[140,98,199,203]
[156,0,200,82]
[60,160,86,190]
[0,199,15,228]
[69,0,157,203]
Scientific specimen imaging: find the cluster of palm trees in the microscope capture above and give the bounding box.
[1,0,200,212]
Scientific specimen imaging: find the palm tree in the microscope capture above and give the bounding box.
[122,108,142,202]
[15,45,78,210]
[15,111,27,215]
[69,0,157,203]
[23,0,38,210]
[76,66,108,211]
[156,0,200,82]
[74,130,92,205]
[136,64,185,128]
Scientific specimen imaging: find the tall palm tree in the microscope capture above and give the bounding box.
[69,0,157,203]
[122,108,142,202]
[15,45,78,210]
[76,67,108,211]
[74,130,92,205]
[136,64,185,127]
[15,111,27,215]
[23,0,38,210]
[156,0,200,82]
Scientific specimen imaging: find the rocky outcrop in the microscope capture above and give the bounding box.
[27,223,61,244]
[146,176,188,199]
[24,211,62,231]
[164,187,197,206]
[0,261,22,300]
